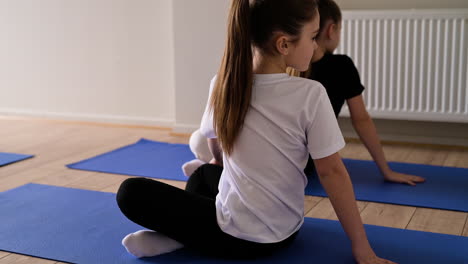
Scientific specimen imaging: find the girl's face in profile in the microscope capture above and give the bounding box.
[285,13,320,72]
[311,20,342,63]
[328,21,342,52]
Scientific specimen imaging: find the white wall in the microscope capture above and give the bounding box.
[172,0,230,133]
[1,0,466,146]
[336,0,468,9]
[0,0,175,126]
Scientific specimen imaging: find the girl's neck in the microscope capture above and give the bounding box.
[311,43,327,63]
[253,52,287,74]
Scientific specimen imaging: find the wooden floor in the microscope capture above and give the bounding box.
[0,116,467,263]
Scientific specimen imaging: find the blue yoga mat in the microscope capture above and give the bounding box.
[306,159,468,212]
[67,138,468,212]
[0,152,33,166]
[67,139,194,181]
[1,183,467,264]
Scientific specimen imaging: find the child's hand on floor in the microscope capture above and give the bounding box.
[384,171,426,186]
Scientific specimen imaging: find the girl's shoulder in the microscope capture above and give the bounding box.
[327,54,357,69]
[288,75,325,90]
[285,75,327,98]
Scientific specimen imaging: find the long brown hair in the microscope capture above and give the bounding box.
[211,0,318,155]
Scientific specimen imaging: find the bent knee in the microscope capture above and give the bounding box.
[116,178,149,209]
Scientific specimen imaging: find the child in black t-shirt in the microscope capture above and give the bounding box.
[302,0,425,186]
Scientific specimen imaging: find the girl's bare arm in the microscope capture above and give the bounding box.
[314,152,396,264]
[347,95,425,186]
[207,138,223,166]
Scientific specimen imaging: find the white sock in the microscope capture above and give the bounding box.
[122,230,184,258]
[182,159,205,177]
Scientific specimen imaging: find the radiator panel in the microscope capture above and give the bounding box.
[336,10,468,123]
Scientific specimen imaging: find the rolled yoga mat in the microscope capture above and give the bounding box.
[0,152,33,167]
[1,183,467,264]
[67,138,468,212]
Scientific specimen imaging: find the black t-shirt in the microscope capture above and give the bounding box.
[308,53,365,117]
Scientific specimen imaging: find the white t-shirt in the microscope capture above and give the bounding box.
[200,73,345,243]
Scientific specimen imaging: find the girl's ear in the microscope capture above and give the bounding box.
[326,23,335,40]
[328,23,339,40]
[275,36,290,55]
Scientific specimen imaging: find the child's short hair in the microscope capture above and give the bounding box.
[318,0,342,35]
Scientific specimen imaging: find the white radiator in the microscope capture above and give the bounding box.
[336,9,468,123]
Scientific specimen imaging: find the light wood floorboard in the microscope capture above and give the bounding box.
[0,253,59,264]
[463,219,468,237]
[305,198,368,220]
[406,209,467,236]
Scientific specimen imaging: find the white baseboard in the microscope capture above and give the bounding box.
[4,108,466,147]
[338,117,468,147]
[171,123,199,134]
[0,108,174,128]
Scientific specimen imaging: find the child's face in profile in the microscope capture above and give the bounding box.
[311,20,342,63]
[327,21,342,53]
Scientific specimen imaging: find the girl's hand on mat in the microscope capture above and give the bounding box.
[353,243,397,264]
[384,171,426,186]
[355,255,397,264]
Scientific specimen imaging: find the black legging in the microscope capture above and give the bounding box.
[116,164,297,259]
[304,154,316,176]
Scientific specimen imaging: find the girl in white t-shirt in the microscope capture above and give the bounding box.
[117,0,395,263]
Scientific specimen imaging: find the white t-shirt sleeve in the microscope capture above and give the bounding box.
[306,86,345,159]
[200,76,217,139]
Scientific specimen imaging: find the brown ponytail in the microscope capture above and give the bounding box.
[210,0,252,155]
[211,0,318,156]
